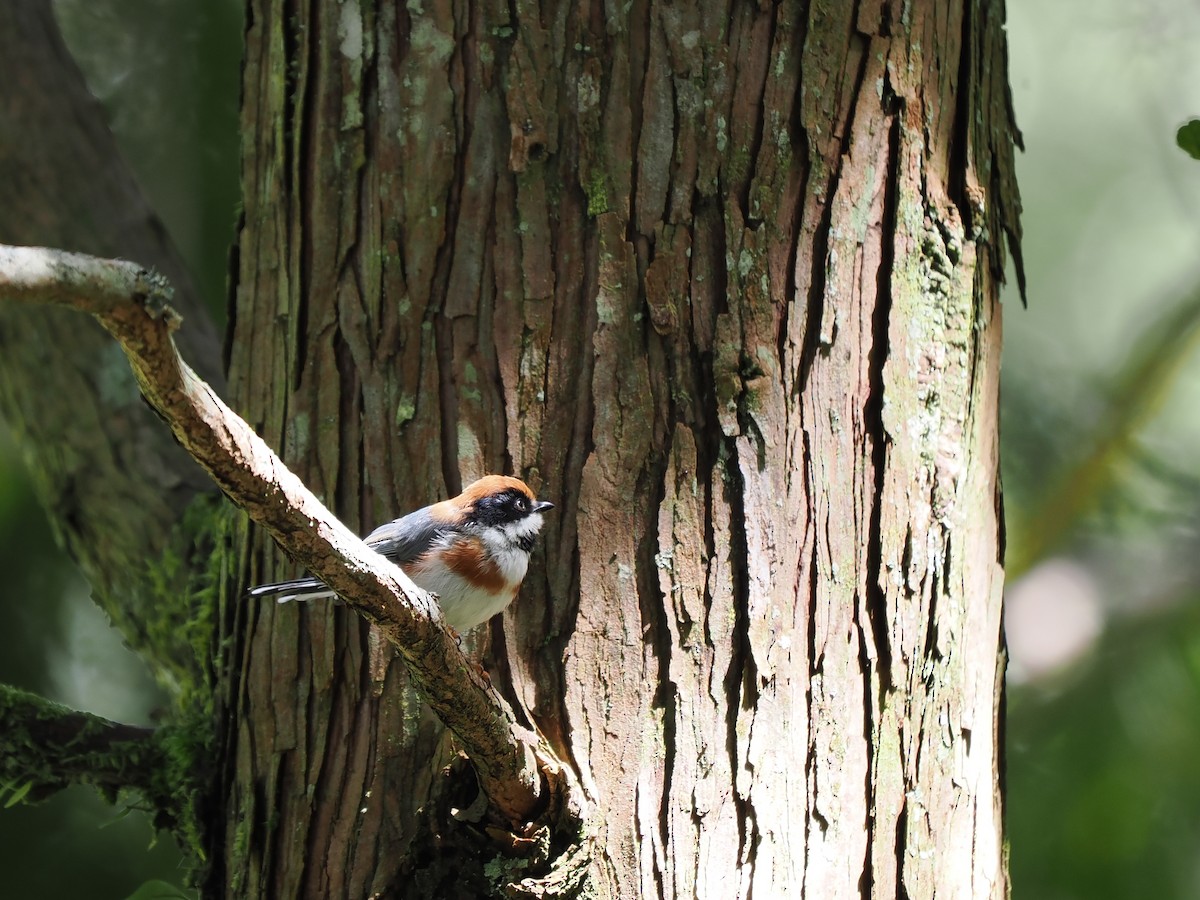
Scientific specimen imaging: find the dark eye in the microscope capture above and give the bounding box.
[514,497,528,512]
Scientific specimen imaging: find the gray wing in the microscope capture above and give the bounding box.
[247,508,452,600]
[363,507,454,565]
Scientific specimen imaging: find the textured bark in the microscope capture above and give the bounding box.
[0,0,224,685]
[221,0,1019,897]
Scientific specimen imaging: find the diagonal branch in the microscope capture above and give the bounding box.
[0,243,546,824]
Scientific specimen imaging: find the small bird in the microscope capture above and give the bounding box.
[247,475,554,633]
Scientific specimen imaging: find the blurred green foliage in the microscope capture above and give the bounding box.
[1002,0,1200,898]
[54,0,242,321]
[0,429,185,898]
[0,1,240,897]
[1178,120,1200,161]
[1010,606,1200,899]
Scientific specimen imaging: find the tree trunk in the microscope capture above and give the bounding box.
[219,0,1020,896]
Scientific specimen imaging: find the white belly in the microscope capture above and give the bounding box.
[408,561,519,632]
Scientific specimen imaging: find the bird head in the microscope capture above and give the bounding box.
[455,476,554,553]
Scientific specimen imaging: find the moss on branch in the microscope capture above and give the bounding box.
[0,682,167,810]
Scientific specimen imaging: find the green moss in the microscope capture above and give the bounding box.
[726,139,752,187]
[142,493,226,690]
[139,494,232,869]
[0,685,69,799]
[0,683,170,817]
[396,394,417,428]
[229,814,250,894]
[584,169,608,216]
[483,853,533,885]
[149,706,214,861]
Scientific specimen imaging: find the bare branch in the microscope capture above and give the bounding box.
[0,243,545,823]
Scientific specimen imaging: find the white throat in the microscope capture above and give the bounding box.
[478,512,544,583]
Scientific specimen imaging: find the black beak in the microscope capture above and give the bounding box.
[534,500,555,513]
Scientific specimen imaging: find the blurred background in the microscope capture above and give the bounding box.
[1,0,1198,896]
[0,2,239,897]
[1002,1,1200,897]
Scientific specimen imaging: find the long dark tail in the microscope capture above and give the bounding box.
[246,576,333,602]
